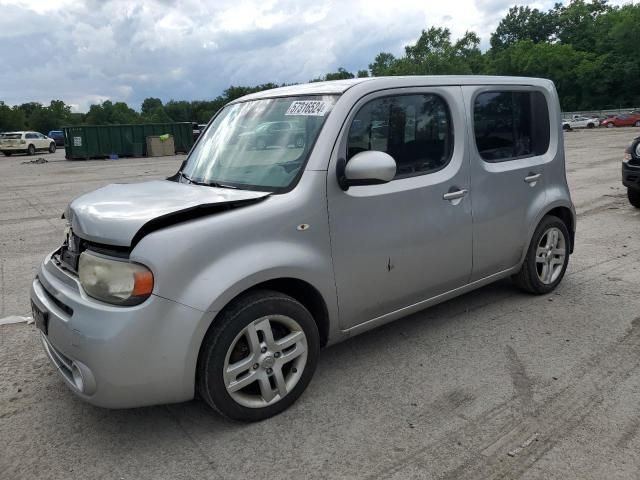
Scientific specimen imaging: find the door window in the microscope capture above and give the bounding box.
[473,91,550,162]
[347,94,453,179]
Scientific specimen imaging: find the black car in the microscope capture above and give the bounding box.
[622,135,640,208]
[48,130,65,146]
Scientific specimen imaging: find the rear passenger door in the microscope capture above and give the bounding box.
[464,87,551,281]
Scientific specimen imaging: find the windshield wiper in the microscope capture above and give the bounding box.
[179,172,237,189]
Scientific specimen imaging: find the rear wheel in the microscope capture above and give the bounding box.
[512,215,570,295]
[197,290,319,421]
[607,123,615,128]
[635,121,640,127]
[562,124,570,131]
[628,188,640,208]
[587,123,594,129]
[2,152,11,157]
[49,142,56,153]
[27,144,35,155]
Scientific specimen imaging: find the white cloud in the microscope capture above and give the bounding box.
[0,0,633,111]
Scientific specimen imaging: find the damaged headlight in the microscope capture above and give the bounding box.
[78,252,154,306]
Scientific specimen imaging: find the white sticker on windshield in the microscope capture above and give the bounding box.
[285,100,330,116]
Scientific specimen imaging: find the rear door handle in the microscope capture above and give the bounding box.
[524,173,542,183]
[443,189,468,201]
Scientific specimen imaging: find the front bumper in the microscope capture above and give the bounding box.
[622,160,640,190]
[30,252,208,408]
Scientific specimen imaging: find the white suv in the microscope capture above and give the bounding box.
[0,131,57,156]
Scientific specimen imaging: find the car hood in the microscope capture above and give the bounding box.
[65,180,270,248]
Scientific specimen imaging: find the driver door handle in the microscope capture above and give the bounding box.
[524,173,542,183]
[443,189,468,201]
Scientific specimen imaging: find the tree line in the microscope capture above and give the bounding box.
[1,0,638,133]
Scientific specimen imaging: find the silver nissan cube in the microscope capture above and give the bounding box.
[30,76,575,421]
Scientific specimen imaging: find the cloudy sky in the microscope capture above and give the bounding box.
[0,0,631,111]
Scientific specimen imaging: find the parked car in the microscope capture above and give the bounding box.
[622,135,640,208]
[562,115,599,130]
[237,120,306,149]
[600,113,640,128]
[48,130,65,146]
[30,76,575,421]
[0,131,56,156]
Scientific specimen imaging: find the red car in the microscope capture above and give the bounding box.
[601,113,640,128]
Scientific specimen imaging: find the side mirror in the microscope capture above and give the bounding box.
[337,151,396,191]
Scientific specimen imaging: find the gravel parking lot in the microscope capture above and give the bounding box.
[1,128,639,479]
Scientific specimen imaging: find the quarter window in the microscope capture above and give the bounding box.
[347,94,453,179]
[474,91,550,162]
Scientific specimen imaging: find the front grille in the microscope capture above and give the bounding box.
[58,231,84,273]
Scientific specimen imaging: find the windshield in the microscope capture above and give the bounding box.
[181,95,337,192]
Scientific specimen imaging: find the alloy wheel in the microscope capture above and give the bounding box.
[535,227,566,285]
[223,315,307,408]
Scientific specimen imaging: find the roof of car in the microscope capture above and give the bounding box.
[232,75,554,103]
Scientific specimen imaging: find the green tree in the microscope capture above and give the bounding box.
[324,67,355,80]
[141,97,163,115]
[0,102,27,131]
[368,52,396,76]
[490,6,556,49]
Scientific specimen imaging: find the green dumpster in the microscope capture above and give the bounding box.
[62,122,193,160]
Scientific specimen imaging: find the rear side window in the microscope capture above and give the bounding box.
[347,94,453,179]
[474,91,550,162]
[0,133,21,139]
[25,133,37,139]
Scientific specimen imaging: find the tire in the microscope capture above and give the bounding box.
[2,152,11,157]
[562,124,570,131]
[49,142,56,153]
[635,121,640,127]
[628,188,640,208]
[587,123,594,129]
[27,144,35,155]
[607,123,615,128]
[197,289,320,421]
[512,215,570,295]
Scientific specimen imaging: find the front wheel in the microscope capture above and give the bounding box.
[607,123,615,128]
[2,151,11,157]
[197,290,319,421]
[49,142,56,153]
[634,121,640,127]
[628,188,640,208]
[512,215,570,295]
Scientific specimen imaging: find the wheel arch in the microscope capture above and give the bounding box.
[242,278,330,348]
[201,276,331,350]
[545,206,575,253]
[192,276,331,399]
[521,202,576,265]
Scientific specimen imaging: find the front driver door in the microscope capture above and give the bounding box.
[328,87,473,330]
